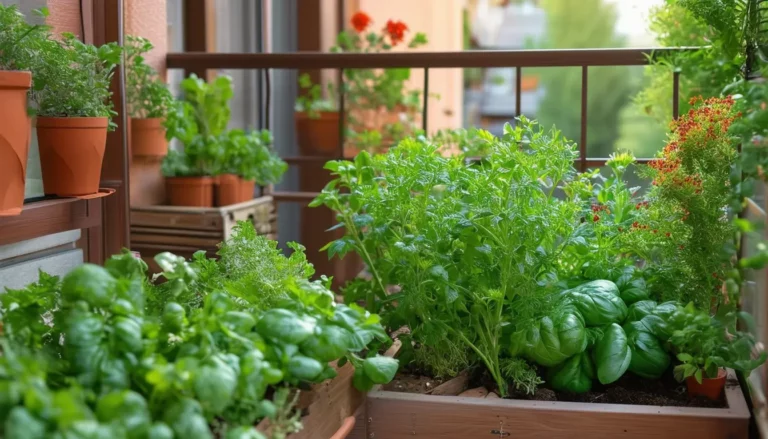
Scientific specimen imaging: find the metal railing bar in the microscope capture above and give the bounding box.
[166,48,701,70]
[673,70,680,119]
[580,66,588,173]
[515,66,522,117]
[422,67,429,133]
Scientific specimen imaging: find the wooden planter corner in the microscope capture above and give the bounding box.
[360,369,749,439]
[130,195,276,272]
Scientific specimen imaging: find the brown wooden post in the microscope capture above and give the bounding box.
[92,0,130,260]
[183,0,216,80]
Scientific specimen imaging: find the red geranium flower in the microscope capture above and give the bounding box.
[351,12,372,33]
[386,20,408,45]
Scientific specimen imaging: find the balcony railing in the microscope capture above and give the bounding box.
[165,48,700,202]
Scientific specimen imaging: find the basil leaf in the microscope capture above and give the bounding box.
[547,352,595,393]
[594,323,632,384]
[362,355,399,384]
[287,355,324,381]
[256,309,315,344]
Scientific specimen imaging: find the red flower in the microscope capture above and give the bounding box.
[592,215,600,222]
[665,232,671,238]
[351,12,372,32]
[386,20,408,45]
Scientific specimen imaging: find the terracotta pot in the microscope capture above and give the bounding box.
[0,71,32,216]
[166,176,214,207]
[329,416,356,439]
[686,368,726,400]
[37,117,108,197]
[216,173,242,206]
[240,178,256,201]
[295,111,341,156]
[130,117,168,157]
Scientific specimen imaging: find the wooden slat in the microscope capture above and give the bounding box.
[130,210,223,231]
[130,233,222,249]
[365,370,748,439]
[130,226,222,238]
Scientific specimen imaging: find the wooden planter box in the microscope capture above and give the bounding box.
[130,196,275,271]
[354,369,750,439]
[256,361,365,439]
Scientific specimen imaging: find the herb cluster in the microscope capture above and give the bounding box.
[125,35,174,119]
[0,5,49,72]
[0,224,397,438]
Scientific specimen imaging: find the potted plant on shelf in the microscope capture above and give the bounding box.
[125,35,173,158]
[162,74,232,207]
[29,33,121,197]
[668,302,767,400]
[217,129,287,206]
[294,11,428,158]
[0,5,48,215]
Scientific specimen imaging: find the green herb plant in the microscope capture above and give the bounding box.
[124,35,174,119]
[0,231,398,438]
[313,118,582,396]
[0,5,49,72]
[219,129,287,185]
[29,33,122,129]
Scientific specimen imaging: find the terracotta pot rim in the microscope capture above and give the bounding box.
[217,173,240,182]
[295,110,340,120]
[0,70,32,89]
[166,176,214,184]
[36,116,109,128]
[130,117,165,126]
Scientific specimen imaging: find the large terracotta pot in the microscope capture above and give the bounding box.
[215,174,256,207]
[686,368,726,401]
[0,71,32,216]
[167,176,214,207]
[295,111,341,156]
[130,117,168,157]
[37,117,108,196]
[240,178,256,201]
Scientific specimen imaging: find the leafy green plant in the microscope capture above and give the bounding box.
[0,232,398,438]
[124,35,173,119]
[666,302,767,383]
[295,73,337,117]
[0,5,49,72]
[29,33,122,128]
[313,117,583,395]
[219,129,287,185]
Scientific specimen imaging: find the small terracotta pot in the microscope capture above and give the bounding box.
[216,173,242,206]
[240,178,256,201]
[295,111,341,156]
[130,117,168,157]
[167,176,214,207]
[0,71,32,216]
[686,368,726,400]
[37,117,108,197]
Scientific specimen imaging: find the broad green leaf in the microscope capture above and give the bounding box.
[547,352,594,393]
[594,323,631,384]
[363,356,399,384]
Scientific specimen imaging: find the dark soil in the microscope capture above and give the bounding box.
[385,367,729,408]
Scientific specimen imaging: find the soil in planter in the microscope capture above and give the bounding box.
[384,367,727,409]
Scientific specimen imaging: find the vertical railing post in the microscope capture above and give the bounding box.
[264,68,272,131]
[515,66,522,118]
[580,66,588,173]
[338,68,346,159]
[422,67,430,133]
[672,70,681,120]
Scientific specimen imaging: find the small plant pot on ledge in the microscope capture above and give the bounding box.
[166,176,214,207]
[295,111,341,156]
[37,117,108,196]
[216,174,255,206]
[0,70,32,216]
[686,368,727,400]
[130,117,168,157]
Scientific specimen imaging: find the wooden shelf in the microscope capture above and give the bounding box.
[0,198,103,247]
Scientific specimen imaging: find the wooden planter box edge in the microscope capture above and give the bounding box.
[363,369,750,439]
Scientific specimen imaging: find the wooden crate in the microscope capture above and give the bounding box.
[130,196,276,271]
[359,369,750,439]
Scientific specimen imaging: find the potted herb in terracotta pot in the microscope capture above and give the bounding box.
[125,35,173,158]
[668,303,767,400]
[162,74,232,207]
[30,33,121,197]
[217,129,286,206]
[0,5,49,215]
[295,11,428,158]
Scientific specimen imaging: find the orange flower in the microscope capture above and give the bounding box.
[386,20,408,45]
[351,12,372,32]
